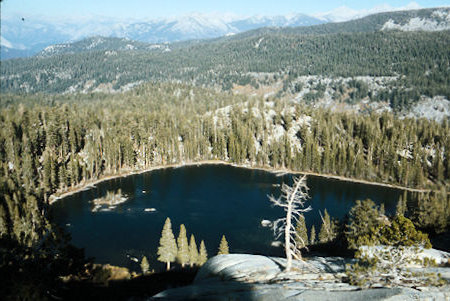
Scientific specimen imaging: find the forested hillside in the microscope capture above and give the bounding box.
[1,83,449,246]
[1,7,449,299]
[36,36,165,58]
[262,7,450,34]
[1,8,449,114]
[3,31,449,96]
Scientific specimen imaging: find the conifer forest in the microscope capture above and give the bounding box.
[0,5,449,300]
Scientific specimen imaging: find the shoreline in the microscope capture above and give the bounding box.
[49,161,228,204]
[49,160,436,205]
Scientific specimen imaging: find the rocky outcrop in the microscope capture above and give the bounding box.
[101,264,133,281]
[151,254,450,300]
[359,245,450,266]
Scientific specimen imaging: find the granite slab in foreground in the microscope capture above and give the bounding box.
[151,254,450,300]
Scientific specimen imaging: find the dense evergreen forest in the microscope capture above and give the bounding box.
[1,7,449,299]
[1,83,449,247]
[2,31,449,109]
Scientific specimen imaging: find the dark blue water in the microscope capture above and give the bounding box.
[50,164,403,271]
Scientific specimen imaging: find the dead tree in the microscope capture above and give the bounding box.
[269,175,311,271]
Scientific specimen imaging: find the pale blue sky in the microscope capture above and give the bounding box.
[2,0,449,20]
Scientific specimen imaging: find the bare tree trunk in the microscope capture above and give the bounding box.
[285,202,293,271]
[166,261,170,271]
[270,176,310,272]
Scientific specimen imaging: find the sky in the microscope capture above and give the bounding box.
[1,0,449,20]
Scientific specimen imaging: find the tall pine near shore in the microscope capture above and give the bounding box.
[217,235,229,255]
[177,224,190,268]
[198,240,208,265]
[189,234,199,267]
[319,209,337,243]
[295,215,308,249]
[141,256,150,275]
[157,217,178,270]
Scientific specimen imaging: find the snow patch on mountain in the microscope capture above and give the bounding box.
[1,36,26,50]
[1,36,13,48]
[41,44,70,55]
[86,37,105,49]
[315,2,422,22]
[315,6,362,23]
[381,9,450,31]
[168,13,235,35]
[1,13,324,59]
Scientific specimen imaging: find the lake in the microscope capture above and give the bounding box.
[50,164,404,271]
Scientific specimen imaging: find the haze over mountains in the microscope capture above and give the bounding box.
[25,7,448,59]
[1,14,323,60]
[0,2,439,60]
[2,7,449,121]
[1,2,450,300]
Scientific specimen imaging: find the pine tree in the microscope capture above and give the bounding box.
[198,240,208,265]
[345,199,384,249]
[157,217,178,270]
[379,203,385,216]
[319,209,336,243]
[414,191,448,234]
[59,163,68,190]
[141,256,150,274]
[310,225,316,245]
[189,234,199,268]
[295,215,308,249]
[396,191,408,216]
[0,204,9,237]
[217,235,229,255]
[42,151,53,197]
[176,224,189,267]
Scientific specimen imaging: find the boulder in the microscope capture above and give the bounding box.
[151,254,450,300]
[359,246,450,266]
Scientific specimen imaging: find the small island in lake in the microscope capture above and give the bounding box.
[92,189,128,212]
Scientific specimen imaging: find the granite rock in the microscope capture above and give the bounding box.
[151,254,450,300]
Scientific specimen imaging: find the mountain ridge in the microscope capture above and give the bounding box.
[1,7,449,120]
[1,13,324,60]
[3,6,449,60]
[35,36,170,58]
[18,7,450,59]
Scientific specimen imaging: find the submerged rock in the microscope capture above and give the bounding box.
[260,219,272,227]
[270,241,282,247]
[152,254,450,300]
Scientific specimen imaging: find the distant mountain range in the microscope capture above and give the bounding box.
[24,7,449,59]
[1,13,324,60]
[35,36,168,58]
[2,7,449,102]
[2,4,448,60]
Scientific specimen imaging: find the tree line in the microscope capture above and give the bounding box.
[269,174,438,287]
[2,30,449,109]
[0,83,448,246]
[155,217,229,272]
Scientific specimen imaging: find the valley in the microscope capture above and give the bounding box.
[2,9,449,123]
[0,4,449,300]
